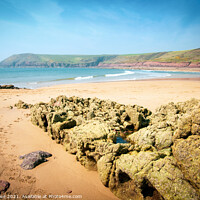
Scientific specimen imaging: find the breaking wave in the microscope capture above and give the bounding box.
[105,70,135,77]
[74,76,94,80]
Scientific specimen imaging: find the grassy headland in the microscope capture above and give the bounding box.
[104,48,200,63]
[0,48,199,68]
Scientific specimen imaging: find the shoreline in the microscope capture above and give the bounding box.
[1,67,200,90]
[37,77,200,90]
[134,77,200,81]
[1,66,200,72]
[1,77,200,111]
[1,77,200,91]
[97,66,200,72]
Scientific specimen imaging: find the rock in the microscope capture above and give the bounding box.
[123,121,134,130]
[15,100,32,109]
[172,135,200,195]
[0,84,19,89]
[97,143,132,186]
[112,99,200,199]
[87,111,95,120]
[155,128,173,150]
[173,115,192,140]
[108,151,161,200]
[28,95,151,147]
[64,121,116,169]
[51,112,67,123]
[90,102,98,110]
[97,153,115,186]
[147,156,199,200]
[75,115,84,126]
[128,127,156,149]
[26,96,151,140]
[125,106,151,131]
[109,153,199,200]
[192,110,200,125]
[0,180,10,194]
[120,112,130,123]
[24,96,200,200]
[128,98,200,151]
[52,120,76,131]
[67,111,74,119]
[19,151,52,170]
[173,108,200,140]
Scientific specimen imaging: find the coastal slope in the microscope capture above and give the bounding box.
[0,48,200,69]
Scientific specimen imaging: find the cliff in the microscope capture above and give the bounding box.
[99,61,200,69]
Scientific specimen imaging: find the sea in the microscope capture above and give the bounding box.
[0,67,200,89]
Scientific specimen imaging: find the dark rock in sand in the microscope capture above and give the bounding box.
[0,84,19,89]
[19,151,52,170]
[0,180,10,194]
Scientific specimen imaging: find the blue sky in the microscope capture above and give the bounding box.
[0,0,200,61]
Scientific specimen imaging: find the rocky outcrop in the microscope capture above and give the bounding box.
[30,95,151,137]
[106,98,200,199]
[19,151,52,170]
[17,96,200,199]
[128,98,200,151]
[97,98,200,199]
[0,84,19,89]
[30,96,149,172]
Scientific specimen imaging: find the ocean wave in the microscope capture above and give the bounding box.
[28,82,38,85]
[105,70,135,77]
[75,76,94,80]
[145,72,172,78]
[153,73,172,78]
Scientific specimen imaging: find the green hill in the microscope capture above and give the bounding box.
[0,48,199,67]
[0,53,117,67]
[104,48,200,64]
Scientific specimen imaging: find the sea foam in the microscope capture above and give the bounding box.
[105,70,135,77]
[75,76,94,80]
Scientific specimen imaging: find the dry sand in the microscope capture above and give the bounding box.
[0,78,200,199]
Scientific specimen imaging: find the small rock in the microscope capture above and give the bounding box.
[15,100,31,109]
[19,150,52,170]
[66,190,72,194]
[87,111,95,120]
[0,180,10,194]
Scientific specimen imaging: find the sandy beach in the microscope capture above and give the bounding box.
[0,78,200,199]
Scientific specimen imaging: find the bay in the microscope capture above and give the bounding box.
[0,67,200,89]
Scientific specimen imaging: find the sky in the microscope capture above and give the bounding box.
[0,0,200,61]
